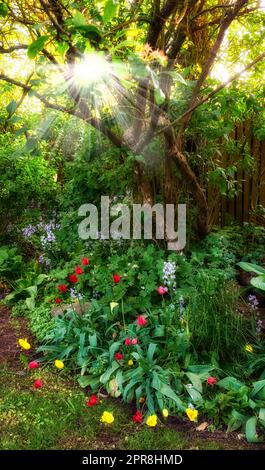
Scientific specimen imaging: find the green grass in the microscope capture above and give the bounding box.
[0,367,248,450]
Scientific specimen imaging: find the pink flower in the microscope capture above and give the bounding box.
[157,286,168,295]
[113,274,121,284]
[131,338,138,345]
[124,338,131,346]
[137,315,147,327]
[34,379,43,389]
[28,361,39,370]
[115,352,123,361]
[207,376,217,386]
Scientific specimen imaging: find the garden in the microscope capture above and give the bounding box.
[1,0,265,456]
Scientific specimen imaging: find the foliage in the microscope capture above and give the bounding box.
[0,245,22,280]
[238,261,265,292]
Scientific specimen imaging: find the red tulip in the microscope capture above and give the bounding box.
[58,284,67,293]
[75,265,83,275]
[113,274,121,284]
[137,315,147,327]
[115,352,123,361]
[86,395,98,407]
[157,286,168,295]
[124,338,131,346]
[207,376,217,386]
[133,410,143,423]
[69,274,78,283]
[28,361,39,370]
[81,258,89,266]
[34,379,43,389]
[131,338,138,345]
[55,298,62,304]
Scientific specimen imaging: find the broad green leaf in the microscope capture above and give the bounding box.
[74,25,102,40]
[0,2,8,17]
[147,343,157,362]
[26,285,37,297]
[72,11,86,26]
[245,416,263,443]
[217,376,244,392]
[27,35,49,59]
[187,364,214,378]
[237,262,265,275]
[185,385,203,404]
[251,275,265,292]
[100,361,119,384]
[103,0,118,24]
[6,100,17,115]
[109,341,121,360]
[251,379,265,398]
[78,375,100,390]
[25,297,35,310]
[89,333,97,348]
[151,374,184,410]
[185,372,202,393]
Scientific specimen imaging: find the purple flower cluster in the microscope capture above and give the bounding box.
[22,221,60,248]
[248,294,259,311]
[162,261,176,289]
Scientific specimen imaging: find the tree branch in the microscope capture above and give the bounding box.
[0,73,123,148]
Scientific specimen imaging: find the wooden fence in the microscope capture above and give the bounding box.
[207,121,265,227]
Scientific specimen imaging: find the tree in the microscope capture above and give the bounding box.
[0,0,264,237]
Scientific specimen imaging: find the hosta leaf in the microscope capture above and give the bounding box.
[251,379,265,398]
[251,276,265,292]
[238,262,265,275]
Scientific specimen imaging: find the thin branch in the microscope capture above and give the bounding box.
[0,44,28,53]
[0,73,123,148]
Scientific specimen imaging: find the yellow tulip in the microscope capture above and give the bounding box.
[18,338,31,350]
[54,359,64,369]
[110,302,119,313]
[128,359,134,366]
[162,409,169,418]
[100,411,114,424]
[146,414,157,427]
[245,344,253,353]
[186,408,198,422]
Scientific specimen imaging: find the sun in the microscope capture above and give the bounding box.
[74,53,109,86]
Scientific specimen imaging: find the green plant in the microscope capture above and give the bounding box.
[238,261,265,292]
[0,245,22,279]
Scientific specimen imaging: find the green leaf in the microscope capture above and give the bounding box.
[103,0,118,24]
[245,416,262,443]
[237,262,265,275]
[26,285,37,297]
[251,275,265,292]
[100,361,120,384]
[151,374,184,410]
[154,87,165,105]
[6,100,17,115]
[186,364,214,379]
[185,385,203,404]
[27,35,49,59]
[25,297,35,310]
[185,372,202,393]
[89,333,97,348]
[72,11,86,26]
[217,376,244,392]
[109,341,121,360]
[259,408,265,428]
[78,375,100,390]
[0,2,8,17]
[74,25,102,40]
[251,379,265,398]
[147,343,157,362]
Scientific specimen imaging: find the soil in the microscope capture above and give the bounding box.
[0,304,34,368]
